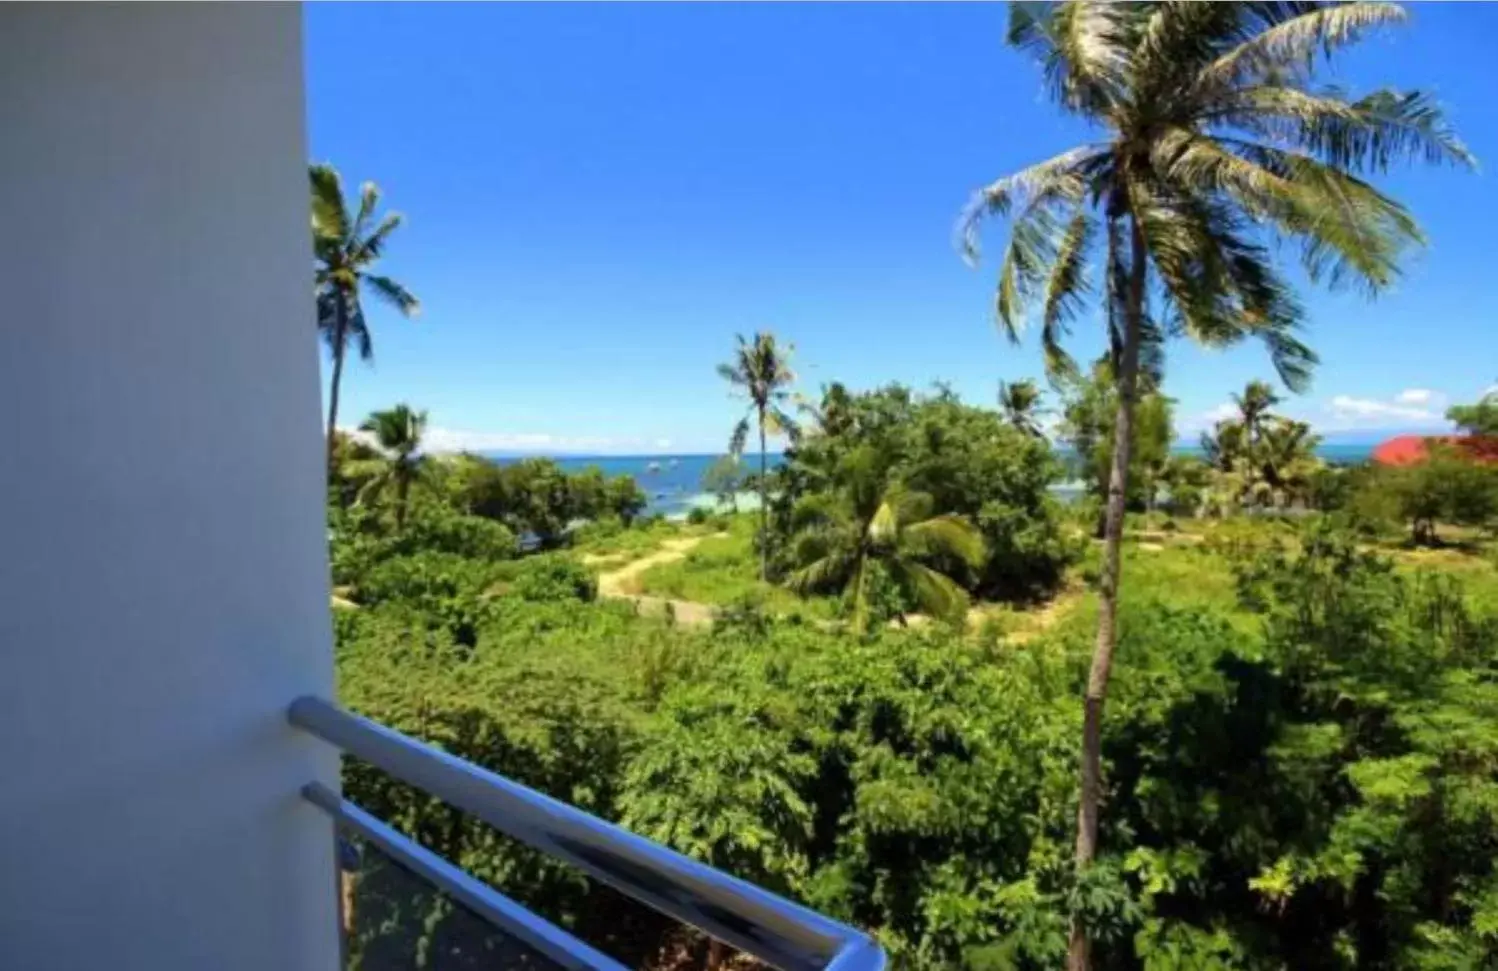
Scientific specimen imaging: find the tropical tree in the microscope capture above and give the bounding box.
[956,4,1470,966]
[1232,379,1282,498]
[311,164,420,471]
[354,404,429,530]
[1260,417,1323,507]
[1447,390,1498,435]
[784,448,985,633]
[719,332,798,580]
[998,379,1047,436]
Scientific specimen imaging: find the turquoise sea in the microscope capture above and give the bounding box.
[490,442,1375,518]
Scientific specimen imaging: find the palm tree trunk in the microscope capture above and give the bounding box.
[1068,217,1146,971]
[325,295,348,474]
[396,470,410,531]
[758,413,769,582]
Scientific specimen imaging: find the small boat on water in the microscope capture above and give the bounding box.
[646,461,662,473]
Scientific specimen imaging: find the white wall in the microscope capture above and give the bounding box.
[0,5,339,970]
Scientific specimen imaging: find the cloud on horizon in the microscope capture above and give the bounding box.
[1320,393,1449,431]
[1182,389,1454,437]
[1395,388,1440,405]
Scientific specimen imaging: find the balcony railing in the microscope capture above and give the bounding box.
[290,696,887,971]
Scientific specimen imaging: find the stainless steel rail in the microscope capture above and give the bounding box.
[291,695,886,971]
[304,782,628,971]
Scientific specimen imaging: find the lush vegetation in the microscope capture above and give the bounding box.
[326,379,1498,971]
[311,4,1492,970]
[333,461,1498,971]
[956,5,1472,961]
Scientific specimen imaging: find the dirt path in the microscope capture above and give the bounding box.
[587,534,726,627]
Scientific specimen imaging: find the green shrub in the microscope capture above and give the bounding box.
[509,554,597,603]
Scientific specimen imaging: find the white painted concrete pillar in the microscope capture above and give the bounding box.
[0,5,339,969]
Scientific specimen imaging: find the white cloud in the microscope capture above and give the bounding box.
[1179,401,1238,434]
[1321,394,1448,431]
[1395,388,1444,406]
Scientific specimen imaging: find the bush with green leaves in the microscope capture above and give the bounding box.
[507,553,598,603]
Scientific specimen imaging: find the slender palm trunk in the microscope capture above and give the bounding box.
[758,412,769,581]
[326,295,348,474]
[1068,217,1146,971]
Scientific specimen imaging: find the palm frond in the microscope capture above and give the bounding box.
[1039,208,1093,382]
[958,146,1098,264]
[350,212,406,266]
[1315,89,1475,172]
[1009,2,1133,113]
[1196,2,1406,91]
[1207,85,1474,173]
[765,406,799,440]
[354,466,394,508]
[309,163,349,241]
[727,417,751,458]
[867,498,899,549]
[351,181,382,240]
[785,551,854,596]
[894,561,971,625]
[362,274,421,317]
[903,513,987,568]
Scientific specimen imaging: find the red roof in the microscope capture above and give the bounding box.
[1371,435,1498,466]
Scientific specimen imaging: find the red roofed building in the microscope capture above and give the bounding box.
[1371,435,1498,466]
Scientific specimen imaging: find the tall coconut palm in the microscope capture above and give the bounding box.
[785,449,985,633]
[957,4,1470,966]
[998,378,1047,436]
[719,332,798,580]
[311,163,420,472]
[354,404,428,530]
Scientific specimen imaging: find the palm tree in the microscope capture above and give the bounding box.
[998,379,1047,436]
[1232,379,1282,500]
[719,332,797,580]
[354,404,428,530]
[785,450,985,633]
[956,5,1470,966]
[311,163,420,472]
[1260,418,1323,508]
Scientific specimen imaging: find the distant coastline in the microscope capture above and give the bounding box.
[480,441,1380,518]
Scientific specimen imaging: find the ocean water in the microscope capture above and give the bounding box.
[488,453,785,518]
[491,442,1374,518]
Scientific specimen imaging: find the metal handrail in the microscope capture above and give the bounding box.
[304,783,628,971]
[291,695,886,971]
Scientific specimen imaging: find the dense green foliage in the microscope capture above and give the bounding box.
[1448,394,1498,437]
[774,383,1077,605]
[1345,450,1498,546]
[335,502,1498,971]
[445,453,648,548]
[1199,382,1324,512]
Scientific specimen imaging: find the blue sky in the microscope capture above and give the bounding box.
[306,3,1498,454]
